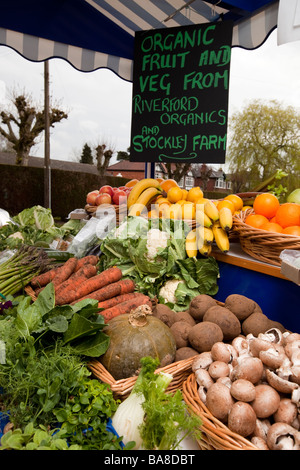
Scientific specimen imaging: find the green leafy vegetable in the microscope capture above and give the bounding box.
[99,216,219,304]
[0,206,83,251]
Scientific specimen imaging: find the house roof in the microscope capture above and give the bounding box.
[0,152,99,174]
[107,160,145,171]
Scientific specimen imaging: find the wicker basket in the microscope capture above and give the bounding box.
[88,356,194,400]
[182,373,258,450]
[232,209,300,266]
[85,203,126,225]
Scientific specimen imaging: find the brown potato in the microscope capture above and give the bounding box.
[188,321,223,353]
[224,294,257,321]
[170,321,193,349]
[152,303,176,328]
[203,305,241,341]
[189,294,217,321]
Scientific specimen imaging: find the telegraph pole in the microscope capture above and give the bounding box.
[44,60,51,209]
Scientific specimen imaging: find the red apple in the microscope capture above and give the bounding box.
[86,190,99,205]
[112,190,127,205]
[95,192,112,205]
[118,186,126,190]
[99,185,114,197]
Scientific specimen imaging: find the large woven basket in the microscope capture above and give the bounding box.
[232,209,300,266]
[182,373,258,450]
[88,356,194,400]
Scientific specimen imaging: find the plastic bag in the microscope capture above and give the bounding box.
[67,205,117,258]
[280,249,300,268]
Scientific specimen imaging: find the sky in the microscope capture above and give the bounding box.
[1,28,300,166]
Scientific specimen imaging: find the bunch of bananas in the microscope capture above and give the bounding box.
[185,200,232,257]
[127,178,163,216]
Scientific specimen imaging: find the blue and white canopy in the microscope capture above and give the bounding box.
[0,0,279,81]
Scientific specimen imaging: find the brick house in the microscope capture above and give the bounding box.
[107,160,231,193]
[192,164,232,194]
[106,161,195,189]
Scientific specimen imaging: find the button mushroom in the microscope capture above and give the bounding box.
[251,384,281,419]
[251,436,270,450]
[231,336,250,358]
[259,345,287,370]
[273,398,298,426]
[231,356,264,384]
[259,328,284,345]
[195,368,214,405]
[211,342,237,364]
[205,382,234,422]
[208,361,230,381]
[192,351,213,372]
[265,369,299,394]
[253,418,271,442]
[267,422,300,450]
[228,401,257,437]
[230,379,256,402]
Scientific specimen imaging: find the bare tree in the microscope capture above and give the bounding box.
[0,90,68,165]
[95,143,114,176]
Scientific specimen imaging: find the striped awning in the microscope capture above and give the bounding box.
[0,0,279,81]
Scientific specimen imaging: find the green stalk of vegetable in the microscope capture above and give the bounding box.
[111,356,202,450]
[0,245,50,297]
[111,356,172,449]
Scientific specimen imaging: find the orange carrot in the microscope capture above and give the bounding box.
[100,295,152,322]
[52,257,78,289]
[70,278,135,305]
[55,264,98,305]
[97,292,146,310]
[31,267,59,288]
[74,255,99,272]
[67,266,123,302]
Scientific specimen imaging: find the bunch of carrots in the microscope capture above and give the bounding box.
[30,255,151,322]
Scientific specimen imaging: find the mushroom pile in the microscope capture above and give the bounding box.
[192,328,300,450]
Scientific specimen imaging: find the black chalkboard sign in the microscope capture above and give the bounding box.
[130,21,233,164]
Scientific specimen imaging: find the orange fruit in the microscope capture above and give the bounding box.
[168,204,182,219]
[181,189,188,200]
[187,187,204,203]
[224,194,243,211]
[155,197,171,206]
[282,225,300,236]
[160,179,178,193]
[182,202,196,220]
[195,197,209,206]
[125,179,139,188]
[242,205,252,211]
[261,222,283,233]
[217,199,235,214]
[155,177,164,183]
[157,203,171,218]
[167,186,183,203]
[275,203,300,228]
[253,193,280,219]
[245,214,269,229]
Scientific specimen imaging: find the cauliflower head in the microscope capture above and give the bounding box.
[145,228,170,261]
[158,279,184,305]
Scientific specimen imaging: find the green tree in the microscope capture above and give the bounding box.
[80,143,93,164]
[0,91,68,166]
[117,147,130,161]
[226,100,300,193]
